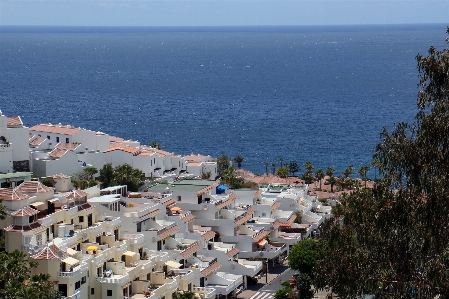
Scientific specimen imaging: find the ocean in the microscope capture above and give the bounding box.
[0,24,447,177]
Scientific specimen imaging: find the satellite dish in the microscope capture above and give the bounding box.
[203,204,208,210]
[34,245,40,251]
[259,251,264,257]
[82,233,88,239]
[57,251,64,258]
[106,229,112,236]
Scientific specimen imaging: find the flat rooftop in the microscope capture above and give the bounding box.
[146,180,214,193]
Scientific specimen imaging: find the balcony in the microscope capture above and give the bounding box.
[90,222,104,235]
[140,259,155,271]
[62,289,81,299]
[192,287,216,299]
[146,284,167,299]
[96,273,130,285]
[39,216,53,227]
[104,216,121,228]
[58,263,88,278]
[122,233,145,248]
[66,206,78,216]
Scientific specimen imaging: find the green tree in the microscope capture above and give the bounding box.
[150,141,161,149]
[172,291,196,299]
[0,199,8,220]
[279,157,284,168]
[0,250,60,299]
[288,239,324,276]
[314,169,325,189]
[276,167,289,178]
[233,155,244,169]
[315,28,449,298]
[40,178,54,188]
[341,164,354,178]
[83,166,98,179]
[100,163,115,188]
[325,166,335,178]
[288,160,300,176]
[272,163,277,175]
[301,171,314,184]
[325,176,337,193]
[304,161,314,173]
[113,163,146,192]
[217,154,231,176]
[358,165,370,188]
[264,162,269,175]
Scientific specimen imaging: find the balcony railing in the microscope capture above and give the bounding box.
[104,216,121,228]
[62,289,81,299]
[58,263,88,278]
[192,287,216,299]
[96,273,130,285]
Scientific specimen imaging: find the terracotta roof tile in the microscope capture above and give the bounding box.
[6,116,23,127]
[52,173,71,179]
[271,201,281,211]
[139,209,161,221]
[30,124,82,136]
[162,199,176,207]
[196,180,221,196]
[234,207,255,226]
[201,261,222,276]
[201,231,216,241]
[11,206,39,217]
[31,244,67,260]
[278,215,296,227]
[48,148,68,158]
[181,242,202,258]
[0,188,30,201]
[253,230,270,242]
[180,213,195,223]
[183,154,210,162]
[254,189,263,197]
[16,181,53,194]
[158,225,180,240]
[55,142,80,151]
[77,203,93,211]
[29,137,46,146]
[58,190,88,200]
[226,247,240,258]
[216,193,236,210]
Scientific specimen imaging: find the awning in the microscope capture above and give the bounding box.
[123,251,137,257]
[165,261,182,268]
[87,245,98,251]
[170,207,182,211]
[48,198,59,203]
[30,201,45,207]
[257,239,268,246]
[67,248,78,256]
[62,256,79,266]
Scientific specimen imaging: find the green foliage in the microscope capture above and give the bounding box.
[0,250,60,299]
[288,239,324,276]
[276,167,289,178]
[325,167,335,178]
[99,163,146,192]
[288,160,300,176]
[264,162,269,175]
[40,178,54,188]
[325,176,337,192]
[315,28,449,298]
[217,154,231,176]
[358,165,371,188]
[233,155,244,169]
[314,169,325,189]
[341,164,354,178]
[301,171,314,184]
[150,141,161,149]
[0,199,8,220]
[172,291,196,299]
[83,166,98,179]
[294,212,302,224]
[201,170,212,179]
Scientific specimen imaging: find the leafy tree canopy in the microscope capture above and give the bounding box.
[217,154,231,176]
[276,167,289,178]
[233,155,244,169]
[288,238,324,276]
[315,27,449,299]
[289,160,300,176]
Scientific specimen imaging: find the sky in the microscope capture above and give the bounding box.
[0,0,448,27]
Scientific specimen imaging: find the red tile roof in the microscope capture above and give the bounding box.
[216,193,236,210]
[29,137,46,146]
[234,207,255,226]
[0,188,30,201]
[180,212,195,223]
[181,242,202,258]
[196,180,221,196]
[77,203,94,211]
[48,148,68,158]
[139,209,161,221]
[16,181,53,194]
[254,189,263,197]
[278,215,296,227]
[184,154,210,162]
[201,261,222,276]
[55,142,80,151]
[158,225,180,240]
[162,199,176,207]
[31,244,66,260]
[30,124,82,135]
[201,231,216,241]
[11,206,39,217]
[226,247,240,258]
[6,116,23,127]
[58,190,88,200]
[271,201,281,211]
[52,173,71,179]
[253,230,270,242]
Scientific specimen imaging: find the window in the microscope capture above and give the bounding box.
[177,196,181,201]
[78,216,84,223]
[262,213,266,217]
[47,135,50,140]
[66,138,69,143]
[91,288,95,295]
[75,281,81,290]
[56,137,59,142]
[107,290,112,296]
[81,276,86,284]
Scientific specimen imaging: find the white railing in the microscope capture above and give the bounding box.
[58,263,88,278]
[96,273,130,285]
[174,269,194,281]
[118,241,128,252]
[63,289,81,299]
[39,216,53,227]
[147,285,167,299]
[104,216,121,228]
[66,206,78,216]
[140,259,155,270]
[91,223,103,235]
[92,247,114,265]
[0,143,11,148]
[122,233,145,248]
[166,279,178,291]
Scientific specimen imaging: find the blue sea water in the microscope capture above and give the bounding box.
[0,24,447,176]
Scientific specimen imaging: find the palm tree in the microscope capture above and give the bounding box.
[173,291,196,299]
[264,162,269,175]
[326,176,337,193]
[342,164,354,178]
[150,141,161,149]
[315,169,325,189]
[279,157,284,168]
[358,165,371,188]
[272,163,277,175]
[233,155,244,169]
[113,163,146,192]
[326,167,335,178]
